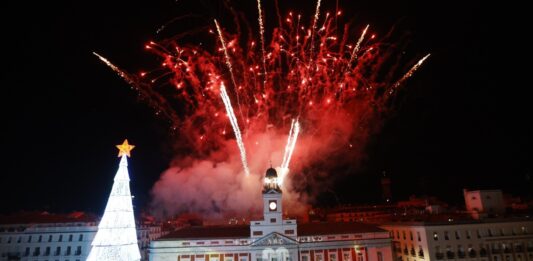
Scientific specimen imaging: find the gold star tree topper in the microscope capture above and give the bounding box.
[116,139,135,157]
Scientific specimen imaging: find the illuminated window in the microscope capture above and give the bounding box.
[330,253,337,261]
[343,252,351,261]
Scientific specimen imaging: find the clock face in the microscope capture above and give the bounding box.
[269,201,277,211]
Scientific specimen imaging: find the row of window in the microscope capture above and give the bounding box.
[394,244,424,258]
[431,227,529,241]
[0,233,84,244]
[21,245,83,257]
[393,226,530,242]
[302,251,383,261]
[433,242,533,260]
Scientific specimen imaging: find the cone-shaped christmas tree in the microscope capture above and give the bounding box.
[87,139,141,261]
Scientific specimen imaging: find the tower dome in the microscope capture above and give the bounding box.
[263,167,281,193]
[266,167,278,178]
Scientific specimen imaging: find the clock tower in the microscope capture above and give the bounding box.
[263,167,282,224]
[250,167,297,239]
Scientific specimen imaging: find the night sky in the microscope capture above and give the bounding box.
[1,0,529,215]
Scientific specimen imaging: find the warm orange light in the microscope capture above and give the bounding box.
[116,139,135,157]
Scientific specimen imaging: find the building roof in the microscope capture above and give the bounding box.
[160,225,250,240]
[381,216,533,227]
[0,211,98,225]
[298,222,386,235]
[160,222,385,240]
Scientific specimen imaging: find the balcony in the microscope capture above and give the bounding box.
[435,253,444,260]
[457,251,466,259]
[468,250,476,258]
[418,250,424,258]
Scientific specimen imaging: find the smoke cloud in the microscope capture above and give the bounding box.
[150,105,381,219]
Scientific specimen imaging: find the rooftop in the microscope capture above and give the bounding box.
[160,225,250,240]
[159,222,386,240]
[0,211,98,225]
[298,222,386,235]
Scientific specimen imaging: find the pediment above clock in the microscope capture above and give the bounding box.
[251,232,298,246]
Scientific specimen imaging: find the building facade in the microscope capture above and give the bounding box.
[381,219,533,261]
[150,168,393,261]
[0,212,162,261]
[463,189,506,219]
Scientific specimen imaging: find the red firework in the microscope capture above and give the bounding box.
[94,0,429,171]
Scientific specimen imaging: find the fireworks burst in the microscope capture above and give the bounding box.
[95,0,430,197]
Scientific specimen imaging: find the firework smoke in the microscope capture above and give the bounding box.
[95,0,430,218]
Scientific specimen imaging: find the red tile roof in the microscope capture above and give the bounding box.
[160,225,250,240]
[160,222,385,240]
[298,222,386,235]
[0,211,98,225]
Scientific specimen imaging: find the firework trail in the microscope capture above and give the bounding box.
[220,83,250,176]
[256,0,267,86]
[309,0,322,61]
[348,24,369,66]
[215,19,245,122]
[279,119,300,185]
[389,53,431,95]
